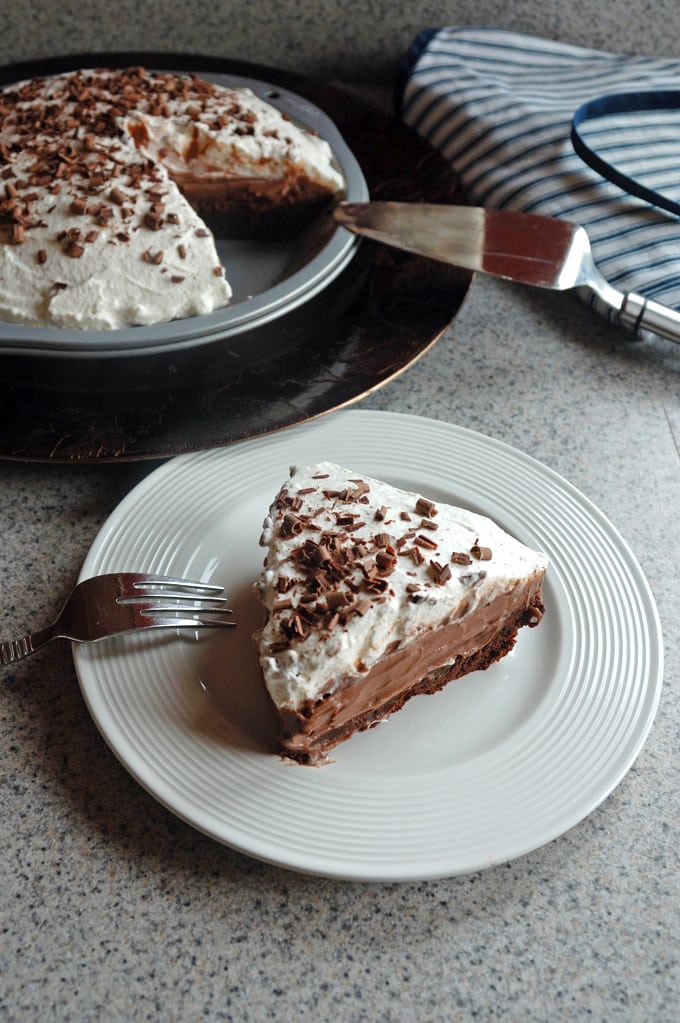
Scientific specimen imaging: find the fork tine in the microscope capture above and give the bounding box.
[140,613,236,630]
[136,603,234,616]
[120,600,235,633]
[118,593,231,607]
[138,613,237,630]
[133,577,225,593]
[116,573,226,597]
[1,573,238,663]
[114,574,230,607]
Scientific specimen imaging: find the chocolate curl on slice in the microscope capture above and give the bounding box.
[451,551,473,566]
[415,533,438,551]
[429,560,452,585]
[407,546,425,566]
[281,512,303,537]
[375,550,397,574]
[325,590,352,611]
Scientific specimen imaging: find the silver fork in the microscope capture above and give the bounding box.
[1,572,235,665]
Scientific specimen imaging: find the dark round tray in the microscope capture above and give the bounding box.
[0,52,472,462]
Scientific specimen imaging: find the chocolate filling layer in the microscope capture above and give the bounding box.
[277,573,545,763]
[177,176,335,238]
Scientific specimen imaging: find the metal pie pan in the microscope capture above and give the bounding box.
[0,71,368,359]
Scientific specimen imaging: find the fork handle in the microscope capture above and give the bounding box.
[1,626,55,665]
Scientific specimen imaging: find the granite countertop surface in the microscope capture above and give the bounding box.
[1,272,678,1022]
[4,0,680,82]
[0,91,679,1023]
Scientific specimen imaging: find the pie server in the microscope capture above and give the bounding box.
[334,201,680,345]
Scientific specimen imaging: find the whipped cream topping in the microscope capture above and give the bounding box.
[255,462,548,711]
[0,67,343,329]
[128,90,343,192]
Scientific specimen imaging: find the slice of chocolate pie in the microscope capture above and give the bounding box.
[254,463,548,764]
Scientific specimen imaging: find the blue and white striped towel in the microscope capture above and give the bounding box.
[399,27,680,316]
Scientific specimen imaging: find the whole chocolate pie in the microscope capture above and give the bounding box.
[0,66,343,329]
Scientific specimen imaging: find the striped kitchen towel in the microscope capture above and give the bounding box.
[399,27,680,318]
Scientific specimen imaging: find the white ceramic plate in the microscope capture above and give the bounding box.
[74,410,663,881]
[0,72,368,358]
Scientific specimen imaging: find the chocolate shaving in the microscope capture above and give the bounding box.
[95,206,114,225]
[64,239,84,258]
[375,550,397,573]
[268,641,290,655]
[283,613,307,639]
[143,209,163,230]
[142,249,163,265]
[451,551,473,566]
[416,496,437,518]
[343,520,366,532]
[429,560,452,585]
[281,512,303,537]
[303,539,330,565]
[415,533,438,550]
[336,512,356,526]
[471,544,492,561]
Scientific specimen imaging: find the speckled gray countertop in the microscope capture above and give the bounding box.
[1,10,679,1018]
[2,274,678,1023]
[4,0,680,81]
